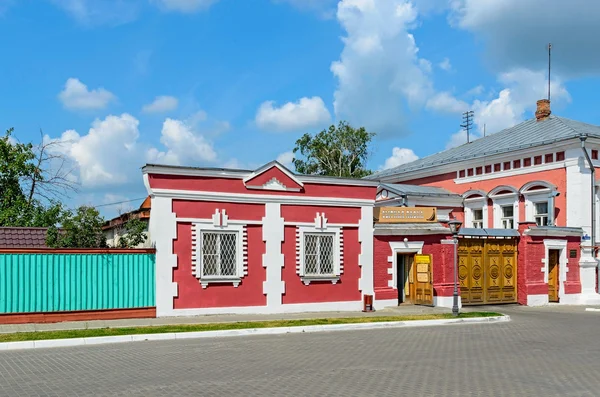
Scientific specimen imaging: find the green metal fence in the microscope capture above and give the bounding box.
[0,252,155,314]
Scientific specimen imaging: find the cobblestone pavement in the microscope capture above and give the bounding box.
[1,305,600,396]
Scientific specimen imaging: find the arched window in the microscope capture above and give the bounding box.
[520,181,557,226]
[462,190,488,228]
[489,186,519,229]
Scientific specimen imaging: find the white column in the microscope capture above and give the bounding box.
[262,203,285,311]
[358,206,374,297]
[150,196,178,317]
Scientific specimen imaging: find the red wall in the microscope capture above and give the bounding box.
[281,205,361,224]
[173,200,265,221]
[282,226,361,304]
[173,223,266,309]
[149,174,375,200]
[373,234,454,302]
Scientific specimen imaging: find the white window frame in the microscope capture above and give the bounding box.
[491,193,519,229]
[464,197,488,229]
[523,188,555,226]
[192,223,247,288]
[297,226,342,285]
[533,201,550,226]
[500,205,515,229]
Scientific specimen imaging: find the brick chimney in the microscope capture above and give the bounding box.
[535,99,551,121]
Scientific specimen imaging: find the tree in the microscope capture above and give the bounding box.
[292,121,375,178]
[115,217,148,248]
[46,206,107,248]
[0,128,76,227]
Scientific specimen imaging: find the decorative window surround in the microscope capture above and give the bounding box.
[464,197,488,229]
[296,213,343,285]
[491,193,519,229]
[522,183,556,226]
[192,210,248,288]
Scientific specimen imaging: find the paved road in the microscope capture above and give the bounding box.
[1,306,600,396]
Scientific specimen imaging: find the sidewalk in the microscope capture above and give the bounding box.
[0,305,452,334]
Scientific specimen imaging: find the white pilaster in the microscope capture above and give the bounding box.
[150,196,178,317]
[262,203,285,310]
[565,153,591,234]
[358,206,374,296]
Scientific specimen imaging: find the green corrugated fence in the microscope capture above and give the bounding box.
[0,252,155,314]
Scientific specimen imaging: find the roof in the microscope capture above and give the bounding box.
[0,227,49,249]
[380,183,461,197]
[368,115,600,180]
[143,160,380,187]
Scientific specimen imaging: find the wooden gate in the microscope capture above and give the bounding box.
[457,239,517,305]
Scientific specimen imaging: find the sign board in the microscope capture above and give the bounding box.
[374,207,437,223]
[416,273,429,283]
[415,254,431,283]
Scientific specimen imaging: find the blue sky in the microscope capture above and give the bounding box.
[2,0,600,217]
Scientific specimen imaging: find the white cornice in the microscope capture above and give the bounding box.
[151,188,375,207]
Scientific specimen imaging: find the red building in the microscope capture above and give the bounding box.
[143,161,378,316]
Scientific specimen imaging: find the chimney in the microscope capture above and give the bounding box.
[535,99,551,121]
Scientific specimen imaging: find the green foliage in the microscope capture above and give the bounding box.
[292,121,376,178]
[46,206,107,248]
[0,128,67,227]
[116,217,148,248]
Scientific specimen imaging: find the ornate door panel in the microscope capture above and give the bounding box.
[414,254,433,306]
[458,239,517,305]
[548,250,559,302]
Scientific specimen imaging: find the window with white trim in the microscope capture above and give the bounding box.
[472,209,484,228]
[201,231,237,277]
[501,205,514,229]
[192,221,247,288]
[534,202,549,226]
[304,233,335,276]
[296,225,343,285]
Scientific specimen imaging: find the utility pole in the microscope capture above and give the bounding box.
[461,110,474,144]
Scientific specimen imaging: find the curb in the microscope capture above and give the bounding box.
[585,308,600,312]
[0,315,510,351]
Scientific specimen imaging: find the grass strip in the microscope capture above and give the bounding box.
[0,312,501,343]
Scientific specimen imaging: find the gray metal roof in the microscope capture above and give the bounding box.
[380,183,461,197]
[368,115,600,180]
[458,228,520,238]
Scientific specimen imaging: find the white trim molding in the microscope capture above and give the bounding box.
[296,218,343,285]
[387,241,424,289]
[358,206,374,296]
[192,222,248,288]
[543,240,568,300]
[243,162,304,192]
[262,203,285,310]
[464,196,488,229]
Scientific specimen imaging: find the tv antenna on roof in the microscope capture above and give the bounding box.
[548,43,552,102]
[461,110,474,144]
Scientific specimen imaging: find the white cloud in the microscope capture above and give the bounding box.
[49,114,142,187]
[276,151,295,168]
[152,0,218,13]
[466,85,484,97]
[426,92,468,114]
[439,57,452,71]
[381,147,419,170]
[331,0,434,137]
[58,78,116,110]
[449,0,600,77]
[49,0,139,26]
[147,118,217,165]
[445,130,470,149]
[255,96,331,132]
[142,96,179,113]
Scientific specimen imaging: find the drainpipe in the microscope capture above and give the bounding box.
[579,134,597,291]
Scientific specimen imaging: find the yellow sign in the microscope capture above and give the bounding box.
[415,254,431,265]
[415,254,431,283]
[374,207,437,223]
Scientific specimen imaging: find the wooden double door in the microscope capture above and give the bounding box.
[458,239,517,305]
[397,254,433,306]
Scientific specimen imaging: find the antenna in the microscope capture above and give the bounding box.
[548,43,552,102]
[483,124,486,137]
[461,110,474,144]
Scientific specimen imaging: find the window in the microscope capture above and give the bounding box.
[494,163,501,172]
[472,209,484,228]
[593,150,599,160]
[513,159,521,169]
[534,202,549,226]
[556,152,565,161]
[545,153,553,163]
[485,165,492,174]
[534,155,542,165]
[201,231,237,277]
[501,205,514,229]
[459,170,465,178]
[476,166,482,175]
[524,158,532,167]
[304,233,335,276]
[503,161,511,170]
[467,169,474,177]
